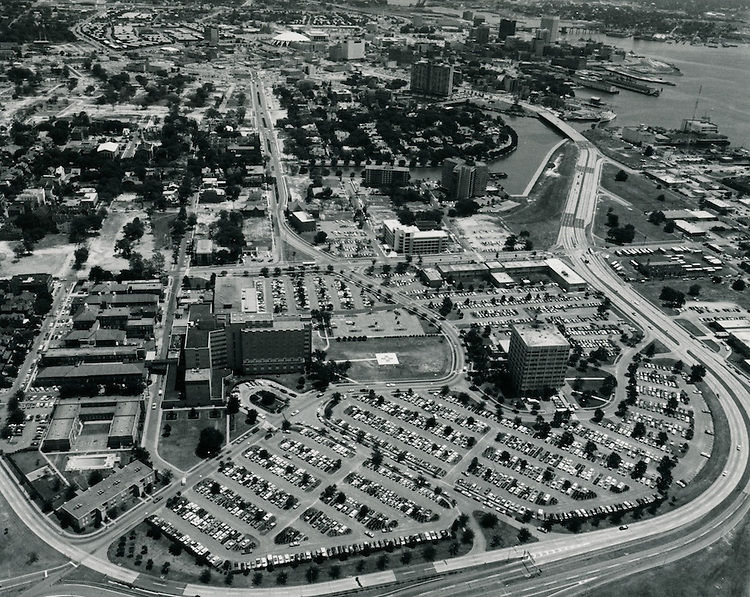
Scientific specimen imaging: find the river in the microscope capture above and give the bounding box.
[562,33,750,148]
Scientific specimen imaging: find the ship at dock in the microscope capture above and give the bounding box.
[600,72,661,96]
[570,74,619,94]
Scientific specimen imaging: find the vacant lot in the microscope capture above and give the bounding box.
[472,510,537,551]
[0,234,75,277]
[584,515,750,597]
[503,142,578,250]
[0,488,67,579]
[158,410,225,471]
[636,279,750,313]
[600,164,685,212]
[594,196,679,245]
[326,336,452,382]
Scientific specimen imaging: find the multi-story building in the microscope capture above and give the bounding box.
[441,158,488,200]
[382,220,449,255]
[33,362,147,388]
[410,60,454,97]
[226,313,312,374]
[473,24,491,44]
[540,15,560,43]
[364,164,410,187]
[57,461,154,531]
[498,19,517,40]
[508,324,569,396]
[329,38,365,61]
[289,211,316,233]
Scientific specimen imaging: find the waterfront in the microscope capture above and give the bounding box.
[563,34,750,148]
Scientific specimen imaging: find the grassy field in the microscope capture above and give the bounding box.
[600,164,685,211]
[583,129,660,169]
[158,410,226,471]
[0,234,75,277]
[594,196,679,245]
[675,318,705,336]
[151,212,177,251]
[502,142,578,250]
[636,279,750,313]
[326,336,452,382]
[110,522,473,588]
[584,514,750,597]
[472,510,537,551]
[0,488,67,580]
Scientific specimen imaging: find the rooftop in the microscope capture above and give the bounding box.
[512,324,570,349]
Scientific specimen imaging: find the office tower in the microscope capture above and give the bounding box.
[410,60,454,97]
[508,324,570,396]
[540,15,560,43]
[441,158,488,200]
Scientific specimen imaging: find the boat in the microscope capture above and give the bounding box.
[604,67,676,86]
[570,74,619,94]
[601,73,661,96]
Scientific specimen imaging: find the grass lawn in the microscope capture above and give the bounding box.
[583,513,750,597]
[228,413,255,441]
[583,129,661,169]
[636,279,750,313]
[326,336,452,382]
[158,410,226,471]
[594,196,679,245]
[472,510,537,551]
[600,164,685,211]
[0,487,67,579]
[675,318,705,336]
[112,522,473,588]
[643,338,671,355]
[502,142,578,250]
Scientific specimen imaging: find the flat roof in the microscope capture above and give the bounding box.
[195,239,214,253]
[36,362,146,380]
[512,324,570,348]
[59,460,153,520]
[185,368,211,382]
[545,258,586,286]
[292,211,315,222]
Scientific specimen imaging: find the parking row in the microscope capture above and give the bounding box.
[298,425,357,458]
[636,398,692,423]
[302,507,351,537]
[219,463,299,510]
[194,478,276,535]
[363,460,449,507]
[353,395,479,449]
[326,416,447,478]
[345,471,437,523]
[244,445,320,492]
[483,444,597,500]
[388,390,490,435]
[467,460,558,507]
[278,437,342,473]
[343,405,462,464]
[320,485,395,531]
[165,496,255,553]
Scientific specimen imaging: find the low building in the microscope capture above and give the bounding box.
[545,258,587,291]
[418,267,443,288]
[382,220,449,255]
[57,461,154,531]
[289,211,316,233]
[185,367,213,404]
[33,362,146,388]
[674,219,708,238]
[633,258,685,278]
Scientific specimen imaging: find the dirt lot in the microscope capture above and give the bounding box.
[0,234,75,277]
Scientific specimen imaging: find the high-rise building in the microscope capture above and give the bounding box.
[473,24,491,44]
[498,19,517,40]
[204,26,219,46]
[410,60,454,97]
[507,324,570,396]
[540,15,560,43]
[382,220,449,255]
[441,157,488,201]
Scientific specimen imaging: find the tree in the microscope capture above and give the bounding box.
[195,427,224,458]
[733,279,746,291]
[199,569,211,583]
[227,394,240,415]
[606,452,622,469]
[592,408,604,423]
[313,231,328,244]
[615,169,628,182]
[690,364,706,383]
[168,542,182,556]
[73,247,89,269]
[584,440,597,457]
[423,544,437,561]
[659,286,686,308]
[631,460,648,479]
[688,284,701,297]
[479,512,498,528]
[518,527,532,544]
[246,409,258,425]
[631,421,647,439]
